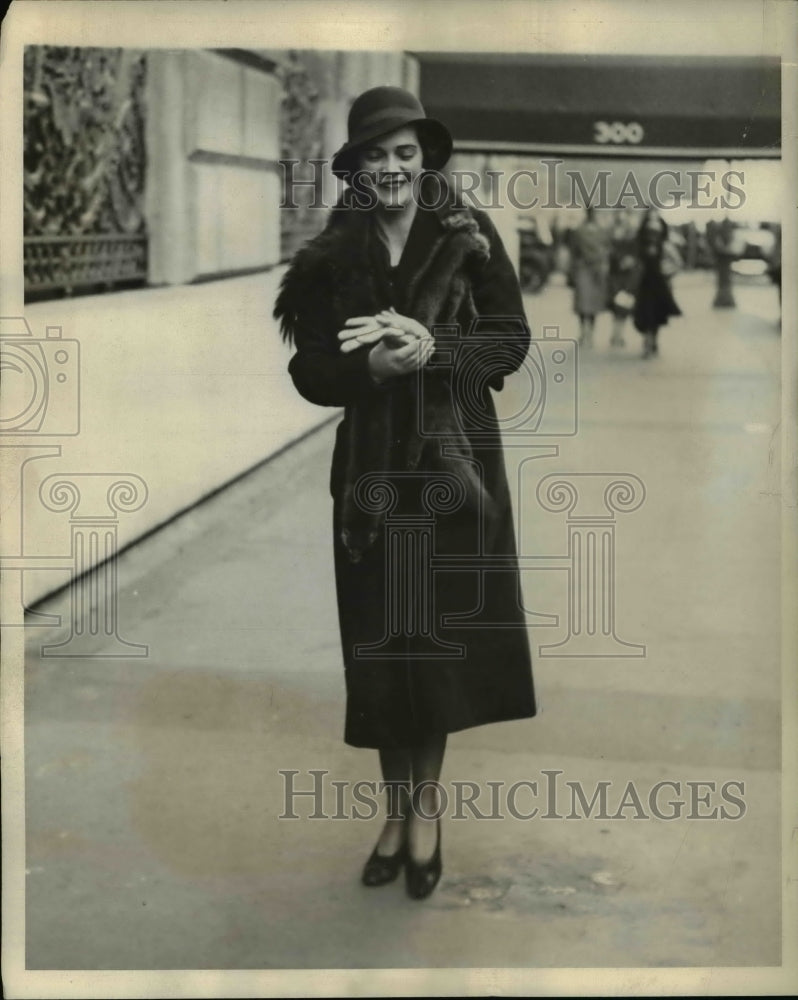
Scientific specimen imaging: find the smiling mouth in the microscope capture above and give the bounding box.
[377,175,410,188]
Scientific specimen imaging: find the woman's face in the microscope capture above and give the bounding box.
[644,209,663,230]
[357,125,424,211]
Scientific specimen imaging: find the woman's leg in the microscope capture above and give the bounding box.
[579,314,594,347]
[374,746,411,856]
[408,733,447,861]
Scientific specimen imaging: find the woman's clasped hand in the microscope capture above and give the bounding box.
[337,307,435,381]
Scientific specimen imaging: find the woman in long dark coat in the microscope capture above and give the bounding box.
[633,208,682,358]
[274,86,536,899]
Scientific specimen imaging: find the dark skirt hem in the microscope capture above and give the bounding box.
[343,703,538,750]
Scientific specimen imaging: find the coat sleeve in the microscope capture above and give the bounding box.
[288,324,384,408]
[277,255,386,409]
[469,209,532,391]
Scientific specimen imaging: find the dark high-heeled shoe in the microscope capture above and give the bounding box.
[405,820,442,900]
[361,827,407,887]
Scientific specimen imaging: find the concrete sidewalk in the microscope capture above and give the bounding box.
[23,271,783,970]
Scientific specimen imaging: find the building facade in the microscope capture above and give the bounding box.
[23,47,419,300]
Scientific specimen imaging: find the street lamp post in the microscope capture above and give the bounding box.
[711,217,737,309]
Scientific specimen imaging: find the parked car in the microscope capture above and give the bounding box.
[728,226,777,277]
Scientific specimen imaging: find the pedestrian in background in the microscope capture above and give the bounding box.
[633,208,682,359]
[607,208,639,348]
[570,205,610,348]
[767,222,781,311]
[275,86,536,901]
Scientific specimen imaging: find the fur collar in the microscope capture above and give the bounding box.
[273,196,494,561]
[274,199,490,344]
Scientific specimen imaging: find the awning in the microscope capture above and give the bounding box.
[417,53,781,159]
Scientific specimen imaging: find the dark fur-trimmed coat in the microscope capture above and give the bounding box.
[275,199,537,748]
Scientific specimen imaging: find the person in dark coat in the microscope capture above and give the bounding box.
[274,86,536,900]
[633,208,682,359]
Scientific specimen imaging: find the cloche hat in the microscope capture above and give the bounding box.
[331,86,453,179]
